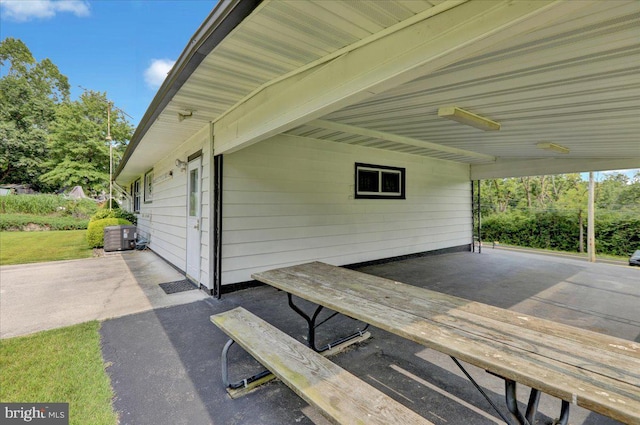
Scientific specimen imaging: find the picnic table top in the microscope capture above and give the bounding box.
[252,261,640,424]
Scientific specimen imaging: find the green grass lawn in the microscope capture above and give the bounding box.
[0,321,118,425]
[0,230,93,265]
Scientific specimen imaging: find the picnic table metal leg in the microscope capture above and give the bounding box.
[287,293,369,352]
[505,379,532,425]
[287,293,325,350]
[451,357,515,425]
[221,339,272,390]
[525,388,541,424]
[504,378,570,425]
[456,360,570,425]
[555,400,570,425]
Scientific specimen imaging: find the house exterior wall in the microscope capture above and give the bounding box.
[129,126,212,288]
[221,134,471,285]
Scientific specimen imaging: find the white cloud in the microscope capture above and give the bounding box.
[0,0,90,22]
[144,59,175,89]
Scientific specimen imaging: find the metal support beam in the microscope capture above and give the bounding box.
[471,158,640,180]
[587,171,596,262]
[310,120,495,161]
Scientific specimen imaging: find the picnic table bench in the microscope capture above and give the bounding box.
[212,307,434,425]
[248,261,640,425]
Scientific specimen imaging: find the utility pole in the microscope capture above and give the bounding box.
[83,85,132,208]
[587,171,596,262]
[107,102,112,210]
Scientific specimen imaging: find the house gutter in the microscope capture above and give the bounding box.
[115,0,262,180]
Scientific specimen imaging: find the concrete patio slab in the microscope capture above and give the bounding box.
[0,250,208,339]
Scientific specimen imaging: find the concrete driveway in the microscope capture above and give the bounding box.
[0,251,208,339]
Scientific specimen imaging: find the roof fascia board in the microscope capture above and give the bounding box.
[212,0,592,156]
[471,158,640,180]
[115,0,261,180]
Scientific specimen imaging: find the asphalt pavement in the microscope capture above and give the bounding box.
[100,249,639,425]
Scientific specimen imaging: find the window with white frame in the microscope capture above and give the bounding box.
[355,163,405,199]
[144,170,153,204]
[131,179,141,212]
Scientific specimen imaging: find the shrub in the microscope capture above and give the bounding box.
[0,214,89,231]
[107,198,120,209]
[63,198,99,219]
[0,194,66,215]
[0,194,99,219]
[481,210,640,257]
[595,213,640,256]
[86,218,132,248]
[89,208,137,225]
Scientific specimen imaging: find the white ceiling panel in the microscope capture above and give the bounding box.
[303,1,639,174]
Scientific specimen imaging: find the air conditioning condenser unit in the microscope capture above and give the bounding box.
[104,225,137,252]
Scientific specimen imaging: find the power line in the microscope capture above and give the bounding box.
[77,85,133,119]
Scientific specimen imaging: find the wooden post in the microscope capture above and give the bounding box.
[587,172,596,262]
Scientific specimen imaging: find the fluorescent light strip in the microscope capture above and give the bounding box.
[536,142,570,154]
[438,106,500,131]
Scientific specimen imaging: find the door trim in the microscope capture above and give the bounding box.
[213,154,223,298]
[186,155,202,283]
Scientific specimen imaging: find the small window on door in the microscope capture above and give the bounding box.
[355,163,405,199]
[189,167,199,217]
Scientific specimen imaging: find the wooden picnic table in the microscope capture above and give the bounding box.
[253,261,640,425]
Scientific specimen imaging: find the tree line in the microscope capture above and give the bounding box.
[0,38,133,194]
[480,173,640,214]
[478,173,640,256]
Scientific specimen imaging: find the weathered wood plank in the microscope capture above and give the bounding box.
[265,262,640,387]
[252,262,640,424]
[277,262,640,358]
[211,307,434,425]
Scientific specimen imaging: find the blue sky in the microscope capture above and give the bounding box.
[0,0,216,125]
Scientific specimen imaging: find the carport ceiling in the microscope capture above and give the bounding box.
[116,0,639,183]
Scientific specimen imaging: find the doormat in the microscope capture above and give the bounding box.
[159,279,197,294]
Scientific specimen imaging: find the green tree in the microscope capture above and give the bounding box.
[40,90,133,194]
[554,179,588,252]
[480,171,639,255]
[596,172,629,210]
[481,178,522,213]
[608,171,640,213]
[0,38,70,189]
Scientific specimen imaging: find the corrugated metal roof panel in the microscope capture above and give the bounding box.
[119,0,639,182]
[312,1,639,162]
[119,0,439,181]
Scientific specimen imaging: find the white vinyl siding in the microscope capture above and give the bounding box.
[221,134,471,285]
[135,126,211,287]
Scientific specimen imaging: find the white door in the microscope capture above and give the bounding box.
[186,156,202,283]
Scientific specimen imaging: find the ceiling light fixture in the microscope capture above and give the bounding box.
[177,110,193,122]
[438,106,500,131]
[175,158,188,171]
[536,142,570,154]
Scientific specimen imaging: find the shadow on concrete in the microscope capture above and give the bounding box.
[101,249,636,424]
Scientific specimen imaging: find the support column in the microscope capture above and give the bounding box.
[587,171,596,262]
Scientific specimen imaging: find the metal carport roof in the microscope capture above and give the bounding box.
[116,0,639,184]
